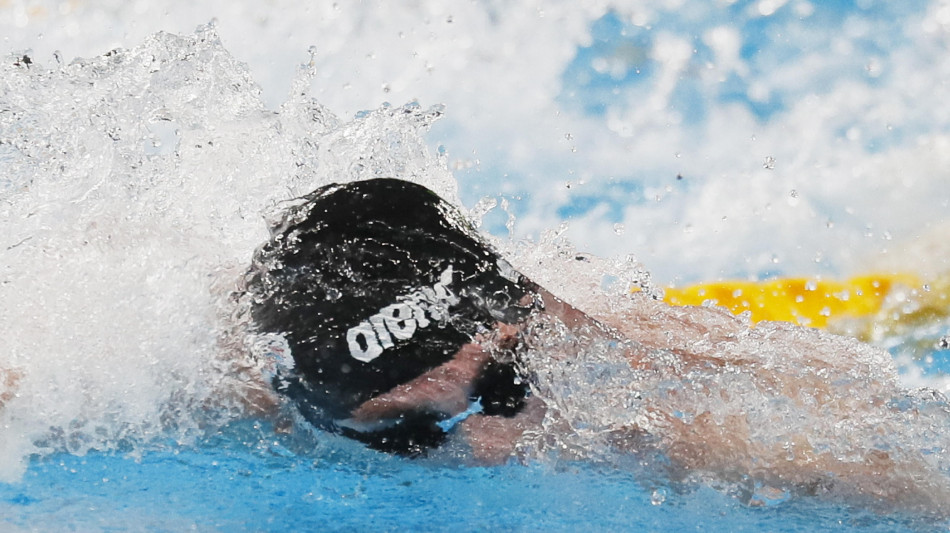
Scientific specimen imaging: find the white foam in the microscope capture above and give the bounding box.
[0,26,456,479]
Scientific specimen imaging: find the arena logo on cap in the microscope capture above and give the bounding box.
[346,267,459,362]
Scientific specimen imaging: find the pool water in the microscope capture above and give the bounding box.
[0,423,934,532]
[2,1,950,530]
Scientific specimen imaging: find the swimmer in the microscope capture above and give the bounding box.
[242,178,950,512]
[244,178,547,456]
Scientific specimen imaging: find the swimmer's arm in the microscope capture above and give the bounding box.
[528,285,657,368]
[533,283,748,369]
[531,285,606,333]
[348,342,492,423]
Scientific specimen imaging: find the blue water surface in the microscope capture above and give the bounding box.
[0,422,936,532]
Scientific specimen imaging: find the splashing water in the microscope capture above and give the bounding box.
[0,25,455,481]
[470,193,950,513]
[1,21,950,521]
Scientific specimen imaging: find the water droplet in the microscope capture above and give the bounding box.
[787,189,799,206]
[613,223,625,235]
[763,156,775,170]
[650,488,667,505]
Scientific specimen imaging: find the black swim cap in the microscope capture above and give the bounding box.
[246,178,535,455]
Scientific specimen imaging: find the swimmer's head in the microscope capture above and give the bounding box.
[246,178,534,455]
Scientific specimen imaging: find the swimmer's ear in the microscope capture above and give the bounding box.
[484,321,525,352]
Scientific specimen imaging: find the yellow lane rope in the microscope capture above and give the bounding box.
[661,273,950,341]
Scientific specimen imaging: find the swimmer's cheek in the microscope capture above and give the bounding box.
[457,396,546,465]
[217,360,284,418]
[239,382,283,418]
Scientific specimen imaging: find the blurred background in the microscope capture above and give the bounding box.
[5,0,949,285]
